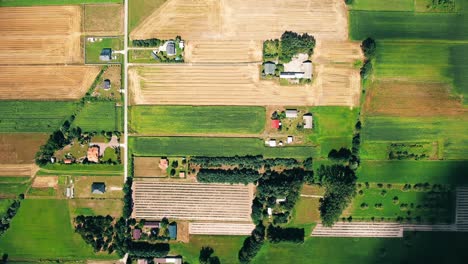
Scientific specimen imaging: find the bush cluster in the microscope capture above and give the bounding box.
[0,198,22,237]
[267,225,304,244]
[196,168,261,185]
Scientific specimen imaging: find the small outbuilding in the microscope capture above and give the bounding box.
[168,223,177,239]
[99,48,112,61]
[103,79,111,90]
[132,228,142,240]
[91,182,106,194]
[303,113,313,129]
[287,136,293,144]
[268,139,277,147]
[271,119,280,129]
[263,61,276,75]
[303,60,313,79]
[154,257,183,264]
[144,221,161,229]
[166,41,176,56]
[285,109,298,118]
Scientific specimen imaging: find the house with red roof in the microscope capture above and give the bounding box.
[271,119,280,129]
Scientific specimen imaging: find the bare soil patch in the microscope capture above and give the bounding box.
[134,157,167,177]
[131,0,348,41]
[0,164,35,177]
[0,133,48,164]
[84,4,123,35]
[0,6,82,64]
[177,221,190,243]
[0,66,100,100]
[365,81,468,117]
[32,176,58,188]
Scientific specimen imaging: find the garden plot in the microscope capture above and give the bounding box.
[129,64,315,106]
[133,180,254,222]
[0,66,100,100]
[0,6,82,64]
[131,0,348,41]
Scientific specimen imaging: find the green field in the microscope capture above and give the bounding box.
[129,137,317,158]
[347,186,454,223]
[253,232,468,264]
[28,187,56,197]
[128,49,158,63]
[129,106,265,134]
[351,0,414,11]
[38,164,123,176]
[129,0,166,33]
[0,0,122,6]
[0,199,12,215]
[170,235,246,264]
[0,101,78,132]
[85,37,122,64]
[0,199,115,260]
[0,181,30,197]
[73,101,121,132]
[358,160,468,184]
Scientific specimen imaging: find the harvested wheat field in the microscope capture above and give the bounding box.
[84,4,123,35]
[129,64,316,106]
[0,6,82,64]
[185,40,263,63]
[131,0,348,41]
[0,66,100,100]
[32,176,58,188]
[365,81,468,117]
[0,164,36,177]
[0,134,48,164]
[133,180,254,222]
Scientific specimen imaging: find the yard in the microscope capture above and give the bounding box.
[129,106,265,134]
[0,199,116,260]
[73,175,123,199]
[85,37,123,64]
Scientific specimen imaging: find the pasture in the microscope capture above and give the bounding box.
[129,106,265,134]
[129,137,317,158]
[0,199,114,260]
[0,6,82,64]
[73,101,121,132]
[0,101,78,132]
[0,133,48,163]
[358,160,468,184]
[84,4,123,35]
[0,66,100,100]
[68,198,123,218]
[0,0,122,6]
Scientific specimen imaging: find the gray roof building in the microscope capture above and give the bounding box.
[103,79,111,90]
[303,60,313,79]
[263,61,276,75]
[166,41,176,56]
[303,113,313,129]
[91,182,106,194]
[285,109,298,118]
[99,48,112,61]
[168,223,177,239]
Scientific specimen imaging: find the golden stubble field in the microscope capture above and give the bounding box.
[129,0,362,107]
[0,6,82,65]
[0,66,100,100]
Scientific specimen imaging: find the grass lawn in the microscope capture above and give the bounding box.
[28,187,56,197]
[0,182,30,197]
[0,101,78,132]
[129,49,158,63]
[351,0,414,11]
[129,0,166,33]
[129,137,317,158]
[38,164,123,176]
[253,232,468,264]
[73,175,123,198]
[345,185,454,223]
[358,160,468,184]
[69,199,123,218]
[85,37,122,64]
[290,197,321,224]
[0,0,122,6]
[170,235,247,264]
[73,101,121,132]
[129,106,266,134]
[0,199,116,260]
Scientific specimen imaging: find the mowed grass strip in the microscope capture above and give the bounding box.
[0,0,122,6]
[129,106,265,134]
[0,101,77,132]
[358,160,468,184]
[129,137,317,158]
[0,199,112,260]
[38,164,123,176]
[73,101,120,132]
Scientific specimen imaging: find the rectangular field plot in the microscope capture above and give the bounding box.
[0,6,82,64]
[358,160,468,184]
[129,65,315,106]
[0,66,100,100]
[129,106,265,134]
[73,176,123,198]
[129,137,317,158]
[73,101,121,132]
[0,133,48,163]
[131,0,348,41]
[185,40,263,63]
[350,0,414,11]
[133,181,254,221]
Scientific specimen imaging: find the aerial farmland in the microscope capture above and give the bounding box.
[1,0,468,263]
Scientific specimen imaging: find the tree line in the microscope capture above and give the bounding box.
[196,168,261,185]
[190,155,302,170]
[0,196,22,237]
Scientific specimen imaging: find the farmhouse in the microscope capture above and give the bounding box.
[159,158,169,170]
[87,146,100,163]
[303,113,313,129]
[91,182,106,194]
[285,109,298,118]
[103,79,111,90]
[99,48,112,61]
[280,72,304,79]
[271,119,280,129]
[154,257,182,264]
[302,60,313,79]
[263,61,276,75]
[166,41,176,56]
